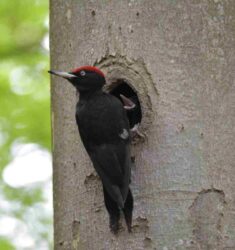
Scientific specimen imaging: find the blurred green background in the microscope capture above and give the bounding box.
[0,0,52,249]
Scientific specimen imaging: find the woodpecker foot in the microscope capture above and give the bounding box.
[131,124,146,139]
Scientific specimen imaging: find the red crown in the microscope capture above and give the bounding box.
[72,66,105,78]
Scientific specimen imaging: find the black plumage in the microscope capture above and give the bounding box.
[49,66,133,233]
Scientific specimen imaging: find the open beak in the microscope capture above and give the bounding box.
[120,94,136,110]
[48,70,76,79]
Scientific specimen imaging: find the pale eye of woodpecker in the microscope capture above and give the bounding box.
[80,70,86,76]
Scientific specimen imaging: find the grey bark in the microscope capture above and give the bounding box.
[50,1,235,249]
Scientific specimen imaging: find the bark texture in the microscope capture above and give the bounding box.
[50,1,235,249]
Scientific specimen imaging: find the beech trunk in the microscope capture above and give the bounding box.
[50,1,235,249]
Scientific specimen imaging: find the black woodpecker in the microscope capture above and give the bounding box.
[49,66,133,233]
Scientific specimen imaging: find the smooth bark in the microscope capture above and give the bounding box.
[50,1,235,249]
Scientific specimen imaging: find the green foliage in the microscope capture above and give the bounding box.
[0,0,52,249]
[0,0,50,170]
[0,238,15,250]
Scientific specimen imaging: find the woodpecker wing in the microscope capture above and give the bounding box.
[76,93,131,207]
[89,143,131,208]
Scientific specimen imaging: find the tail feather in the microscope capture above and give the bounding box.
[103,186,134,233]
[103,185,121,234]
[122,188,134,232]
[112,185,124,209]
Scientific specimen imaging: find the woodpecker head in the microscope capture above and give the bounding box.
[48,66,105,92]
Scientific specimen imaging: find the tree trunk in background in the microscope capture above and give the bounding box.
[50,1,235,249]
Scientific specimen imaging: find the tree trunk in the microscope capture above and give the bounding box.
[50,1,235,249]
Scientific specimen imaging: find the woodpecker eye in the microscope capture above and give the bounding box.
[80,70,86,76]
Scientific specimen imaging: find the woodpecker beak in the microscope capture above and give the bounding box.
[48,70,76,79]
[120,94,136,110]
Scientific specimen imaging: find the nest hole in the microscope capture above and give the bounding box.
[107,79,142,129]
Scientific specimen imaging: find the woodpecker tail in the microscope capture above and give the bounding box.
[103,186,134,233]
[123,188,134,232]
[103,185,121,234]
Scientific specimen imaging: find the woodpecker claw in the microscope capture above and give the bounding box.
[131,124,146,139]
